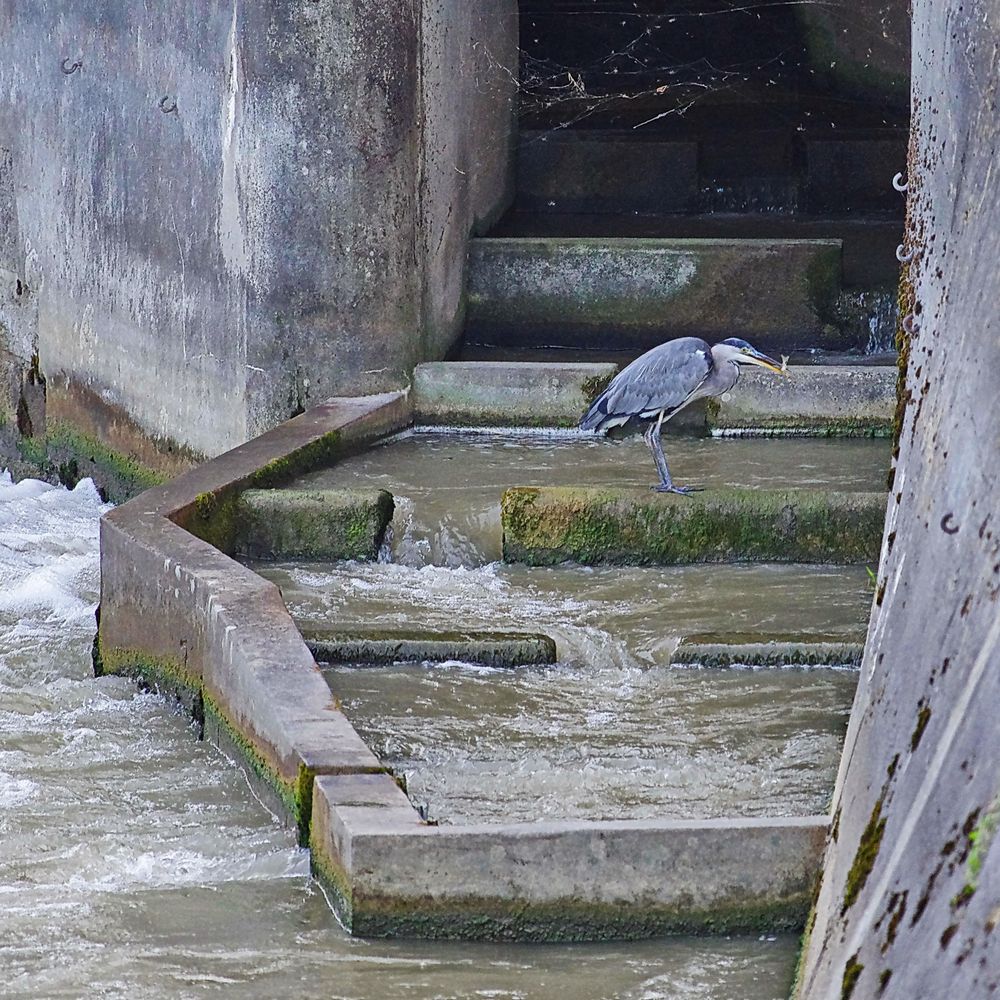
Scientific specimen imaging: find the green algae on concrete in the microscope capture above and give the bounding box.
[235,488,394,561]
[9,421,166,502]
[96,642,317,843]
[348,888,813,943]
[502,486,885,566]
[304,628,557,668]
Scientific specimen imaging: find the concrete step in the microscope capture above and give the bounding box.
[413,360,894,435]
[516,129,908,217]
[465,236,845,353]
[501,486,885,566]
[490,213,903,288]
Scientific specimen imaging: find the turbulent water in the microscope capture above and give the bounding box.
[259,431,873,827]
[0,470,801,998]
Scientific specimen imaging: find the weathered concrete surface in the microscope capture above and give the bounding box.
[0,1,515,460]
[304,628,557,668]
[98,393,410,835]
[465,238,844,352]
[502,487,885,566]
[311,772,829,941]
[673,640,864,669]
[413,361,617,428]
[708,365,895,436]
[796,4,1000,996]
[235,488,394,561]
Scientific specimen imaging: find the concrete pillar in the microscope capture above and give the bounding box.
[0,1,516,461]
[796,2,1000,996]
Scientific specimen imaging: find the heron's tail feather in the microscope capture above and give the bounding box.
[580,394,611,431]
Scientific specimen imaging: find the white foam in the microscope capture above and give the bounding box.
[0,771,39,807]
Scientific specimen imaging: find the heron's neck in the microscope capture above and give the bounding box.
[707,346,741,394]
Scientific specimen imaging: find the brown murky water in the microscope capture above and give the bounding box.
[1,472,801,999]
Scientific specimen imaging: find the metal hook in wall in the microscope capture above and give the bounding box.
[892,172,908,193]
[896,244,917,264]
[60,57,82,75]
[159,95,178,115]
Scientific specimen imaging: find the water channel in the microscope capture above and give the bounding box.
[1,430,885,995]
[262,432,879,829]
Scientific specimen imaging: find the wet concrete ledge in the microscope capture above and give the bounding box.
[709,365,894,436]
[673,640,865,668]
[311,772,829,942]
[97,392,411,837]
[414,360,892,435]
[502,486,886,566]
[303,628,557,668]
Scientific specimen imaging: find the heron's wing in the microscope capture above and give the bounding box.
[582,338,713,430]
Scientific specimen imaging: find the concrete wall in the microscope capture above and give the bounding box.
[796,2,1000,996]
[0,1,516,461]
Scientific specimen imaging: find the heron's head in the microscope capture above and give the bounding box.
[717,338,786,375]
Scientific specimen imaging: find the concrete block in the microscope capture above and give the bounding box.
[413,361,617,427]
[673,640,864,668]
[501,486,886,566]
[516,131,698,214]
[303,628,558,667]
[235,488,393,561]
[709,365,896,436]
[312,804,829,941]
[465,237,843,352]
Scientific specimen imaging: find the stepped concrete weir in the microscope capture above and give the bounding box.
[96,379,882,941]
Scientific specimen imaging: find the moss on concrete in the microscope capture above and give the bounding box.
[306,628,558,667]
[250,430,343,489]
[842,795,886,915]
[235,488,394,561]
[350,886,812,942]
[309,836,355,927]
[8,421,165,502]
[502,486,884,566]
[178,430,348,555]
[95,639,315,842]
[841,953,864,1000]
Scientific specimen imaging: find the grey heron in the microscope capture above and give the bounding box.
[580,337,787,495]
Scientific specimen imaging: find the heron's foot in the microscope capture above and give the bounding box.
[651,482,703,496]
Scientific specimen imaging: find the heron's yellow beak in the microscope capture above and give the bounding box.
[742,349,789,375]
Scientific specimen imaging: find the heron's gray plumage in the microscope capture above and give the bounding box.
[580,335,785,494]
[581,337,724,432]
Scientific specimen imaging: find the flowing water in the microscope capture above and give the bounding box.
[0,469,805,999]
[257,432,879,826]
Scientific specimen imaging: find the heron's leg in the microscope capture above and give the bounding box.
[644,414,700,496]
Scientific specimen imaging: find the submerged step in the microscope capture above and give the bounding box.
[673,639,865,668]
[466,237,844,352]
[303,628,557,668]
[501,487,885,566]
